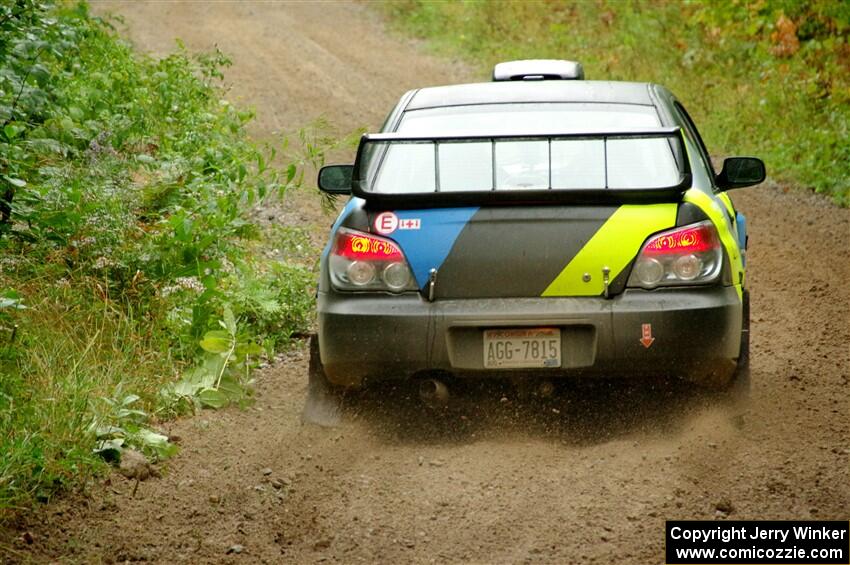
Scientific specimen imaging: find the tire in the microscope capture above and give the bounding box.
[301,334,343,427]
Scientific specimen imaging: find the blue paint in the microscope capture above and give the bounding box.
[389,208,479,288]
[735,211,747,266]
[325,201,478,288]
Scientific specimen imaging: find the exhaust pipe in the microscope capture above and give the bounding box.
[419,378,449,406]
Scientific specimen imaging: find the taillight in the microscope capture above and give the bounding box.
[627,221,723,289]
[329,228,417,293]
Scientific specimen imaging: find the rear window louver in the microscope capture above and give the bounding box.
[350,128,691,208]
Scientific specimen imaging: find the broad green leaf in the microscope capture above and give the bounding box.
[59,117,75,132]
[1,175,26,188]
[235,342,263,358]
[198,388,229,409]
[166,355,223,399]
[136,429,178,459]
[121,394,141,406]
[202,328,232,341]
[136,429,168,448]
[200,330,231,353]
[218,374,243,399]
[3,123,25,140]
[68,106,84,121]
[170,379,200,398]
[199,354,226,381]
[0,299,18,308]
[222,306,237,336]
[0,298,26,310]
[116,408,147,421]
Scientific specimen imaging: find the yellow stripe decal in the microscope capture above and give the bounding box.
[717,192,736,217]
[683,189,745,300]
[542,204,677,297]
[716,192,738,238]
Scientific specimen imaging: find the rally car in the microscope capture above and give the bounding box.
[307,59,764,414]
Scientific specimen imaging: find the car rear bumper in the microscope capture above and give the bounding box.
[317,286,742,388]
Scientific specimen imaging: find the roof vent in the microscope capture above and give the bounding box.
[492,59,584,82]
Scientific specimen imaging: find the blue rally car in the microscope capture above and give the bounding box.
[307,60,764,414]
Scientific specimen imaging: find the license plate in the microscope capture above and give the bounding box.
[483,328,561,369]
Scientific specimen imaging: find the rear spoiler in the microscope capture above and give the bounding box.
[351,128,692,208]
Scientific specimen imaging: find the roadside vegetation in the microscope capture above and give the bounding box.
[0,1,319,514]
[383,0,850,204]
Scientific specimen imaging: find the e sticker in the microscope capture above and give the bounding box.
[374,211,399,235]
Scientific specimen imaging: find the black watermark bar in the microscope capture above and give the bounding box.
[666,521,849,564]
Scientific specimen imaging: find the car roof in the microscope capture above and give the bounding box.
[405,80,656,111]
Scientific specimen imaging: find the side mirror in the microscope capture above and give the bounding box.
[317,165,353,194]
[716,157,766,190]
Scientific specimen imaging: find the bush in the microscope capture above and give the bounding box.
[382,0,850,204]
[0,1,315,512]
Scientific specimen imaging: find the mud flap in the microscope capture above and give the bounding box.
[727,290,751,403]
[714,290,750,431]
[301,335,342,427]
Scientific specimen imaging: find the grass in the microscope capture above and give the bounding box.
[381,0,850,204]
[0,289,168,510]
[0,1,321,514]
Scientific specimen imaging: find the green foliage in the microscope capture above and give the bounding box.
[383,0,850,204]
[92,392,179,463]
[0,299,165,509]
[161,306,261,412]
[0,2,318,513]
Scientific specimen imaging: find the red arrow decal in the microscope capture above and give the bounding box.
[640,323,655,349]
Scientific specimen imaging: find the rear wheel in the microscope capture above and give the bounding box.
[301,335,343,427]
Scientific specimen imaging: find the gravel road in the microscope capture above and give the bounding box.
[3,2,848,563]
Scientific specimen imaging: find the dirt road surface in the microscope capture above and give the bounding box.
[3,2,849,563]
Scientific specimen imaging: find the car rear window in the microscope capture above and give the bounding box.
[365,103,679,193]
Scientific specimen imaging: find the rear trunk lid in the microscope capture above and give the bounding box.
[373,203,678,299]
